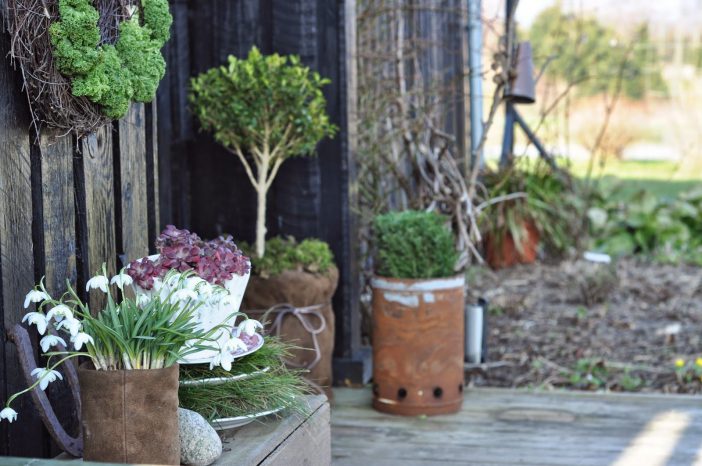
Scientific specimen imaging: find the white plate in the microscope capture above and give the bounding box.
[211,406,285,431]
[179,333,264,365]
[179,366,270,387]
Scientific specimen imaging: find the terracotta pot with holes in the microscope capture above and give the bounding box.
[371,275,465,416]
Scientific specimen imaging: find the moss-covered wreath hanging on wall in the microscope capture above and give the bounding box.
[6,0,172,136]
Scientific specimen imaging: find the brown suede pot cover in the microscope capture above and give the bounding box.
[243,266,338,390]
[78,363,180,465]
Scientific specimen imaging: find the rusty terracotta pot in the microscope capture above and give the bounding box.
[371,275,465,416]
[485,220,540,269]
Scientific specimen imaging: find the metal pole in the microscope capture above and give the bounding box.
[513,110,557,170]
[467,0,484,168]
[500,0,516,168]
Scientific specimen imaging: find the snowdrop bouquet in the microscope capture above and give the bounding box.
[0,266,262,424]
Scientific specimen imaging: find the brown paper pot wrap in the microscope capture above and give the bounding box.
[78,362,180,465]
[371,275,465,416]
[243,266,338,392]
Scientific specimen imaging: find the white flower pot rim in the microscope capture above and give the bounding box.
[371,274,465,292]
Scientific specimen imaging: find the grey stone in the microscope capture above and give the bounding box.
[179,408,222,466]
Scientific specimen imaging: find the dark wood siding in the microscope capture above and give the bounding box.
[157,0,369,380]
[0,15,158,457]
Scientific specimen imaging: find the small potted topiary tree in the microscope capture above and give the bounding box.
[189,46,336,258]
[189,47,339,394]
[371,210,465,416]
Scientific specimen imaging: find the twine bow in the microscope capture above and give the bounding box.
[260,303,327,371]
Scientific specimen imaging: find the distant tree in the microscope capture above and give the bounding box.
[529,6,666,99]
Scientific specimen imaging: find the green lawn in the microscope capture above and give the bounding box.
[563,159,701,199]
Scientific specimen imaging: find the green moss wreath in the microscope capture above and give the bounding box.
[49,0,172,119]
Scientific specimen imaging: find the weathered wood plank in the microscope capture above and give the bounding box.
[116,103,149,263]
[261,399,330,465]
[0,4,45,454]
[76,126,116,311]
[331,387,702,466]
[145,100,160,249]
[32,131,77,296]
[217,395,328,466]
[30,130,79,454]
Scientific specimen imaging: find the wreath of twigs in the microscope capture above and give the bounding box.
[5,0,131,136]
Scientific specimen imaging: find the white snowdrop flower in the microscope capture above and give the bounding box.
[45,304,73,323]
[39,334,66,353]
[24,290,50,309]
[136,294,151,308]
[237,319,263,337]
[71,332,94,351]
[31,368,63,391]
[110,272,133,290]
[209,349,235,372]
[185,276,205,290]
[225,337,248,354]
[56,317,82,337]
[173,289,198,302]
[22,312,48,335]
[86,275,109,293]
[0,407,18,423]
[126,5,137,17]
[219,293,236,307]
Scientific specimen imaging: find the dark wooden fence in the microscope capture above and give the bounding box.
[156,0,370,383]
[0,14,159,457]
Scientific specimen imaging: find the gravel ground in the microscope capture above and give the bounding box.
[465,258,702,393]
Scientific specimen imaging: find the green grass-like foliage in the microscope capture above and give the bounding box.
[242,236,335,278]
[179,337,311,421]
[49,0,172,119]
[374,211,458,279]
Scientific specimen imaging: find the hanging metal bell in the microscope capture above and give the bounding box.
[506,41,536,104]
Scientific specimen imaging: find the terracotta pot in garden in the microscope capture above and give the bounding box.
[485,220,540,269]
[371,275,465,416]
[78,363,180,465]
[243,266,338,393]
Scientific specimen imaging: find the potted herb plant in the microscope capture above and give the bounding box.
[189,47,338,392]
[371,211,465,416]
[481,161,580,268]
[127,225,253,363]
[1,267,248,464]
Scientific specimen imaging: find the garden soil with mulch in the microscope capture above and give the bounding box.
[466,258,702,394]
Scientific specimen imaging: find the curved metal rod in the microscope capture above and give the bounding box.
[8,324,83,457]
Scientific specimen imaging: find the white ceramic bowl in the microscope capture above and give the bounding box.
[130,254,251,364]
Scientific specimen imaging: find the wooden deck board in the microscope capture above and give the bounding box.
[331,387,702,466]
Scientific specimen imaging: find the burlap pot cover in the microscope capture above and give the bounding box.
[243,266,338,391]
[78,363,180,465]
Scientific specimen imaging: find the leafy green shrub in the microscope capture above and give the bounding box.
[190,47,337,258]
[481,161,585,257]
[49,0,171,119]
[243,237,334,278]
[589,184,702,264]
[374,211,457,279]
